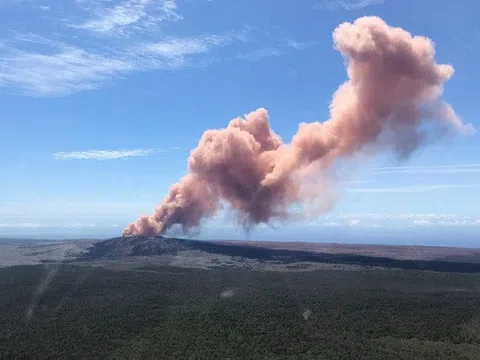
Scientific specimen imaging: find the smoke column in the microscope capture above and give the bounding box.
[123,16,473,237]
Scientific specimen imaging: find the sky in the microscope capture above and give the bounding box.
[0,0,479,245]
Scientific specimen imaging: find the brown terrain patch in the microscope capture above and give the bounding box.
[216,240,480,263]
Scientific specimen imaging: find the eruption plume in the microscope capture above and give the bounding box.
[123,16,473,237]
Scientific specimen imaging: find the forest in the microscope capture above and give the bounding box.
[1,264,480,359]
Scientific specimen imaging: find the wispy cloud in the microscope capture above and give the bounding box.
[0,222,119,229]
[412,219,432,227]
[286,40,315,50]
[316,0,385,11]
[324,221,341,227]
[2,30,305,96]
[344,180,376,185]
[1,34,230,96]
[141,34,232,62]
[348,219,361,226]
[346,184,480,193]
[0,199,156,220]
[144,38,210,57]
[438,219,480,227]
[1,1,316,96]
[236,48,282,61]
[374,164,480,175]
[320,213,480,228]
[72,0,181,35]
[411,218,480,227]
[235,39,314,62]
[53,149,154,160]
[337,213,463,220]
[0,222,44,229]
[2,46,133,96]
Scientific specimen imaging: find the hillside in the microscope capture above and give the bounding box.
[77,236,480,273]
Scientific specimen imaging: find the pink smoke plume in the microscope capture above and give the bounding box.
[123,16,473,237]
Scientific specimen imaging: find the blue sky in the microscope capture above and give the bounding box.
[0,0,479,244]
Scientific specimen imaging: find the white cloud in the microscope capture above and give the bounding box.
[348,219,360,226]
[286,40,315,50]
[346,184,480,193]
[316,0,385,11]
[324,221,341,227]
[10,33,65,50]
[438,219,480,227]
[53,149,154,160]
[1,34,231,95]
[141,35,230,61]
[2,46,133,96]
[72,0,181,35]
[2,30,243,95]
[0,2,317,96]
[327,213,480,228]
[412,219,432,226]
[160,0,182,19]
[144,38,209,57]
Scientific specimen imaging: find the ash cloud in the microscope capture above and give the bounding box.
[123,16,473,237]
